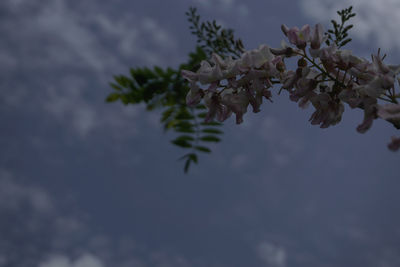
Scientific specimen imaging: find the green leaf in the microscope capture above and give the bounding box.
[340,38,352,47]
[202,128,223,134]
[119,94,130,105]
[184,158,191,173]
[114,75,132,88]
[175,135,195,141]
[195,146,211,153]
[176,128,195,133]
[175,109,195,120]
[201,121,222,126]
[197,112,208,118]
[167,118,182,127]
[195,104,207,110]
[161,107,175,122]
[110,83,122,91]
[106,93,120,102]
[154,66,164,76]
[175,121,194,128]
[188,153,198,163]
[171,139,192,148]
[200,136,220,142]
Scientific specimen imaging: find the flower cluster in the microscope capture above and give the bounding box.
[181,24,400,151]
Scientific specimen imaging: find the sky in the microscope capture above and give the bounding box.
[1,0,400,266]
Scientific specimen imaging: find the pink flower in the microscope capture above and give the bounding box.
[211,54,241,78]
[377,103,400,128]
[309,93,344,128]
[338,89,362,108]
[356,97,377,133]
[204,93,232,123]
[221,91,249,124]
[240,45,274,69]
[197,60,224,84]
[284,24,311,49]
[388,136,400,151]
[319,45,338,73]
[281,70,300,90]
[370,52,400,76]
[289,77,318,108]
[270,40,299,58]
[185,82,204,106]
[310,23,325,50]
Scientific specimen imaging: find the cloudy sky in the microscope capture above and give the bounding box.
[1,0,400,266]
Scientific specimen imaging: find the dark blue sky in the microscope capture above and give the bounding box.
[1,0,400,266]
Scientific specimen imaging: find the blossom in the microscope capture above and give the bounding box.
[211,54,241,78]
[338,89,362,108]
[370,52,400,76]
[181,59,224,85]
[289,76,318,108]
[239,45,274,69]
[180,21,400,153]
[204,93,232,122]
[282,24,311,49]
[355,77,387,98]
[309,93,344,128]
[185,81,204,106]
[388,136,400,151]
[310,24,325,50]
[377,103,400,128]
[356,97,377,133]
[221,91,249,124]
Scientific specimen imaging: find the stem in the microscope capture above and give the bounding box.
[191,106,201,148]
[294,51,346,88]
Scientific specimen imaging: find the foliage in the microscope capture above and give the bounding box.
[325,6,356,48]
[106,7,244,173]
[186,7,245,59]
[108,6,400,172]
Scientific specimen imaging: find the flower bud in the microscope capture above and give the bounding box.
[276,61,285,72]
[296,67,303,77]
[281,24,290,36]
[285,47,294,57]
[297,58,307,67]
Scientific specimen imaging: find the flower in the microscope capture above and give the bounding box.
[377,103,400,128]
[309,93,344,128]
[221,91,249,124]
[282,24,311,49]
[240,45,274,69]
[388,136,400,151]
[310,23,325,50]
[356,97,377,133]
[185,81,204,106]
[204,93,232,122]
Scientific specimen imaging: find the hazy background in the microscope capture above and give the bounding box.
[1,0,400,266]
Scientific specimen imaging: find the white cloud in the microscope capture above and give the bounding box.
[39,254,105,267]
[2,0,179,77]
[231,153,249,169]
[32,0,110,72]
[0,255,7,266]
[300,0,400,52]
[44,82,98,138]
[376,248,400,267]
[29,0,176,71]
[258,116,303,166]
[0,170,53,212]
[257,241,287,267]
[142,17,176,49]
[0,169,197,267]
[93,13,178,66]
[189,0,249,17]
[1,0,179,139]
[42,77,145,139]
